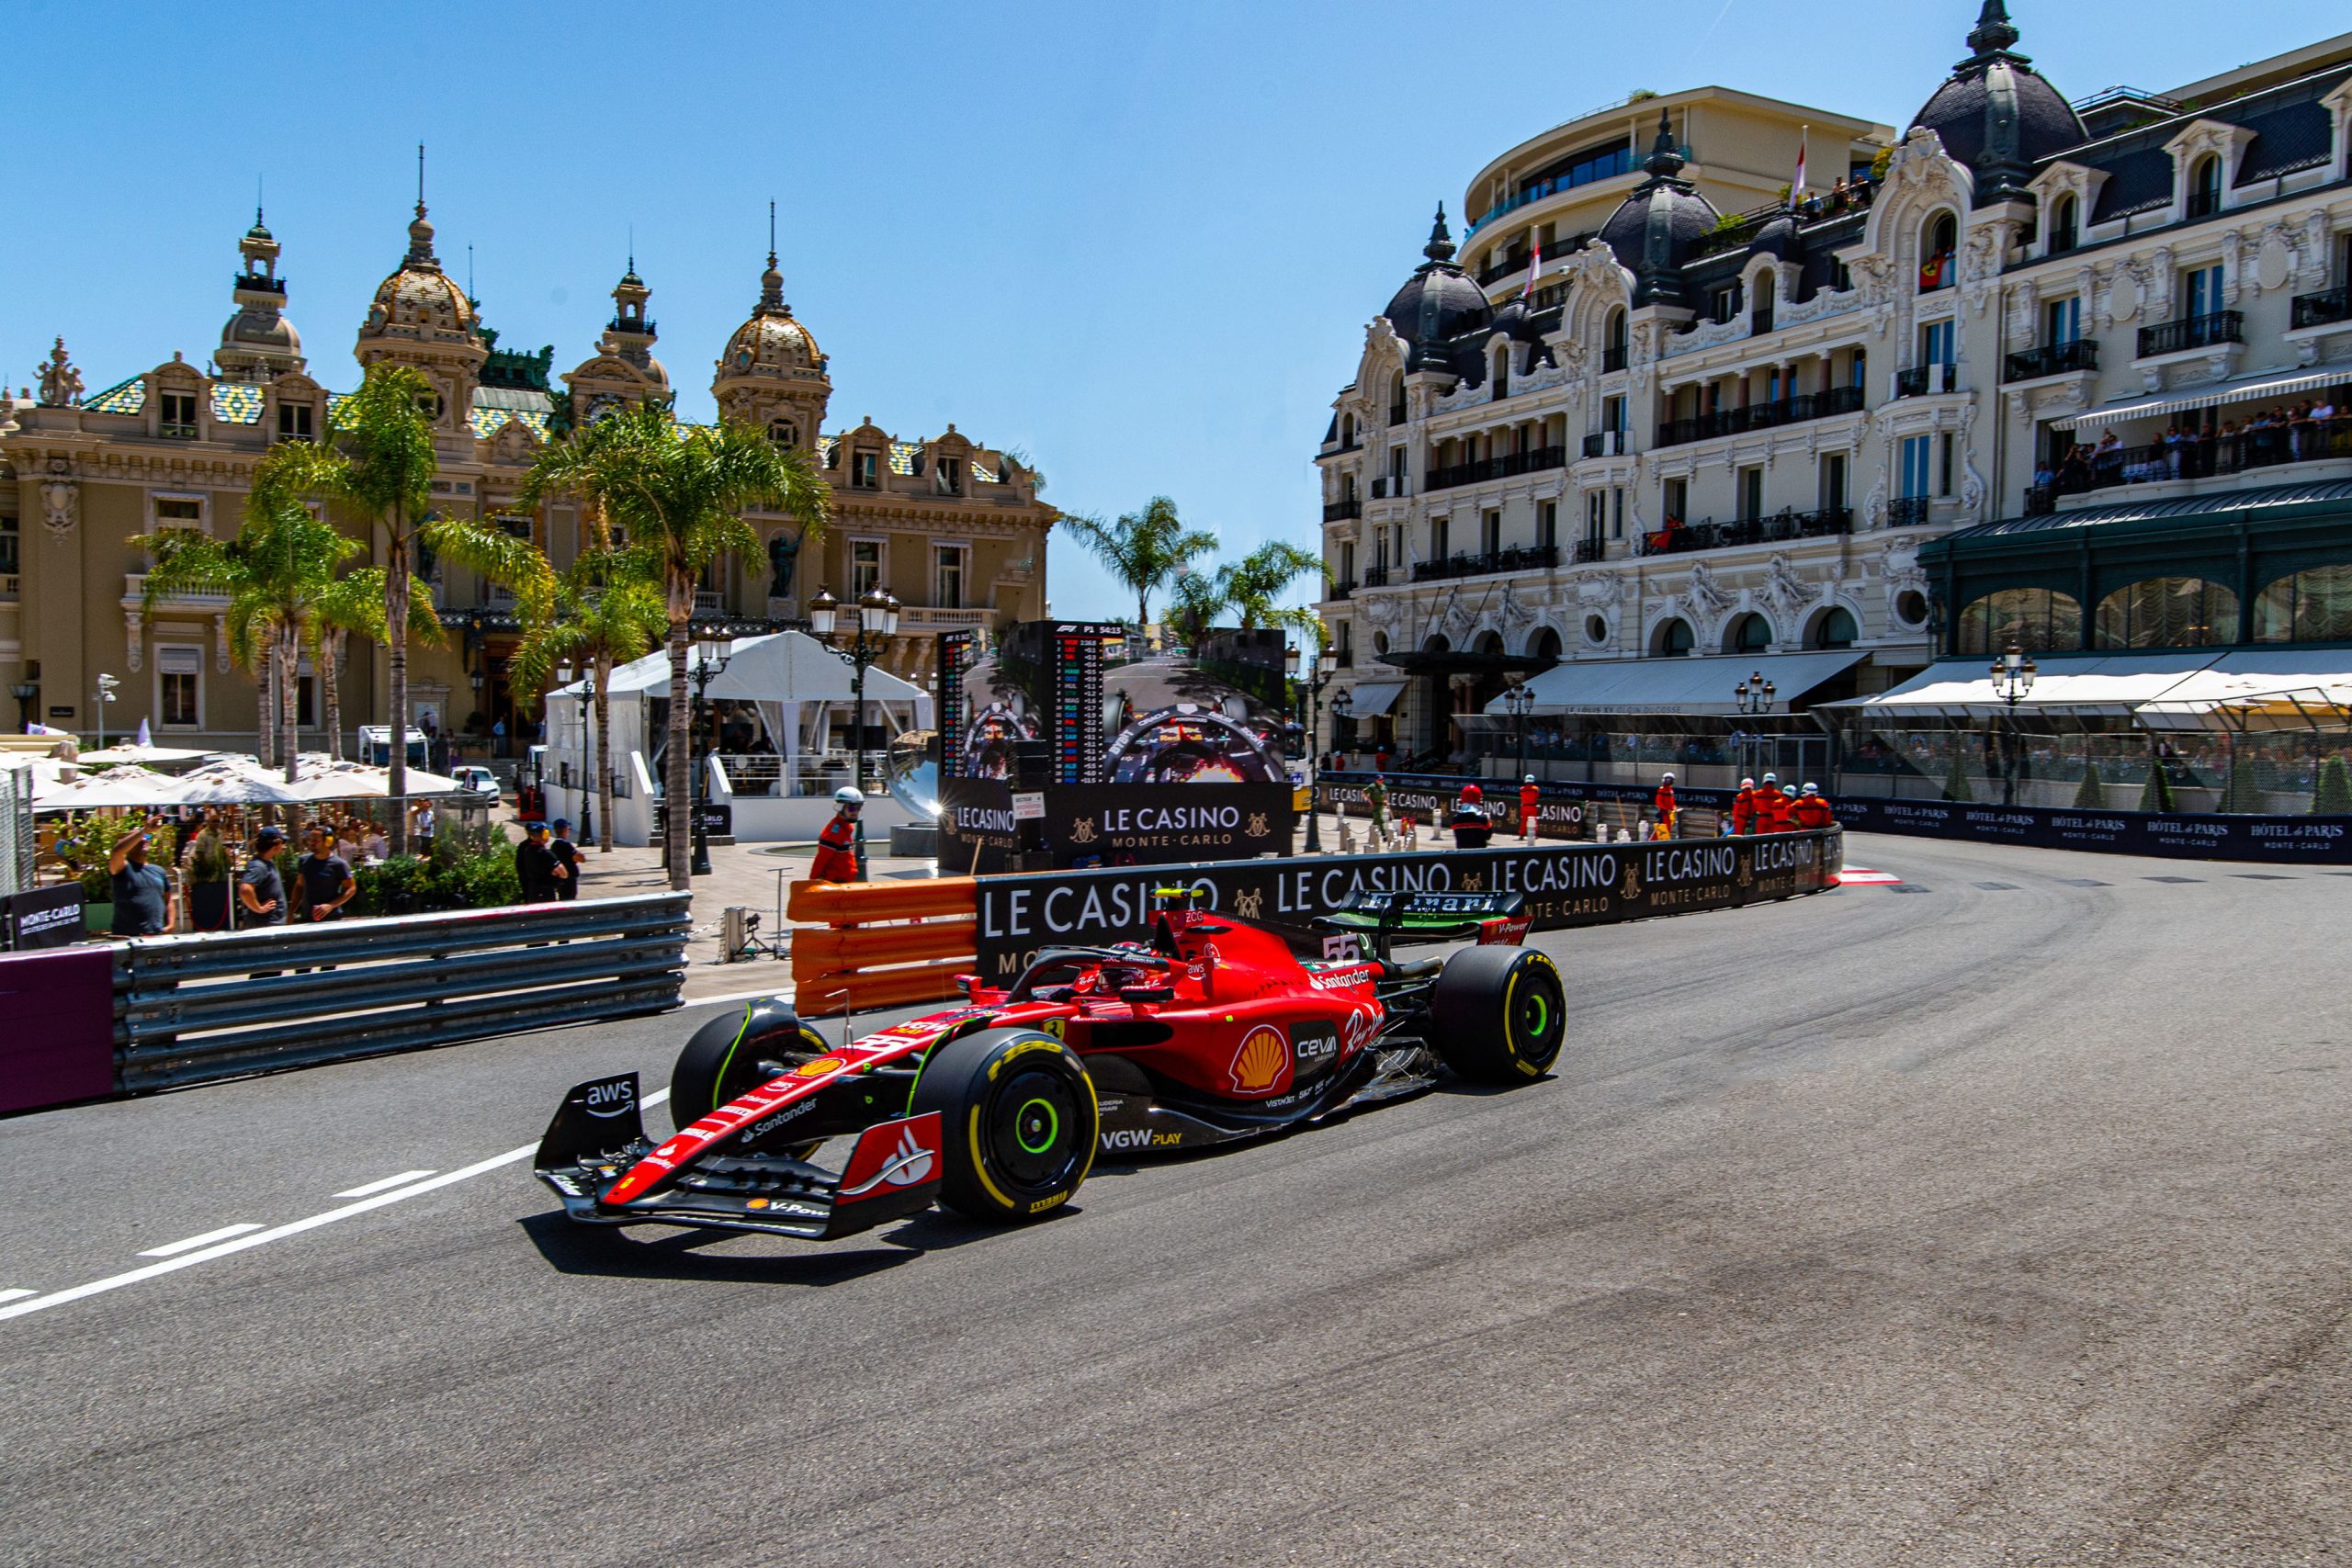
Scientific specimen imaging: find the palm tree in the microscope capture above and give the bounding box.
[519,400,827,887]
[1214,541,1324,631]
[133,448,363,781]
[307,569,404,764]
[271,363,552,848]
[505,565,664,853]
[1061,497,1217,630]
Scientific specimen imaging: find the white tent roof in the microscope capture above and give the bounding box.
[558,630,931,714]
[1495,649,1868,717]
[1827,651,2222,719]
[2132,650,2352,731]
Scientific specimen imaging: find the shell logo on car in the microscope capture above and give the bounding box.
[794,1056,849,1078]
[1227,1025,1287,1093]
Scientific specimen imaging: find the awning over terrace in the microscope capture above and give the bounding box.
[1487,649,1868,718]
[1340,681,1407,717]
[1826,649,2352,728]
[2050,368,2346,432]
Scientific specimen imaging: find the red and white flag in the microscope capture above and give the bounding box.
[1521,239,1542,300]
[1792,126,1808,202]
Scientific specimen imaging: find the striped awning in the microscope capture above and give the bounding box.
[1340,681,1407,717]
[2050,368,2345,432]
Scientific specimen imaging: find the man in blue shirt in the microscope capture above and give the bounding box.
[107,817,175,937]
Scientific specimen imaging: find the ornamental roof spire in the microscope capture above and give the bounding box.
[756,200,789,316]
[1421,204,1455,265]
[1965,0,2023,62]
[1644,107,1687,180]
[404,141,439,271]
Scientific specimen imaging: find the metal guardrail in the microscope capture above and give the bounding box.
[111,892,691,1090]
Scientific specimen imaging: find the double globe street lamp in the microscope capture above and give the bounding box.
[1283,642,1339,852]
[553,660,598,849]
[1733,671,1776,784]
[806,583,900,798]
[685,639,734,876]
[1500,682,1535,783]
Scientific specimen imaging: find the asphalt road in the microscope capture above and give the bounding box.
[3,834,2347,1567]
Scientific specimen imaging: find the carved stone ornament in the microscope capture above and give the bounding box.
[1573,570,1623,610]
[36,337,83,407]
[216,615,232,674]
[124,612,143,673]
[1763,553,1810,617]
[1686,559,1736,615]
[40,472,78,540]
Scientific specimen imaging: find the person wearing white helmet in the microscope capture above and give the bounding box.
[1519,773,1541,841]
[1653,771,1679,838]
[1792,782,1835,831]
[1732,776,1758,836]
[811,784,865,883]
[1758,773,1795,834]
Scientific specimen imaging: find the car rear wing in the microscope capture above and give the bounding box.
[1315,889,1530,960]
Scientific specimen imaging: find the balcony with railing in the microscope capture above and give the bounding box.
[1477,253,1530,287]
[1601,344,1628,374]
[2291,286,2352,331]
[1323,497,1363,523]
[2047,224,2078,256]
[2186,187,2223,220]
[1323,579,1354,601]
[1388,401,1408,426]
[1894,364,1959,400]
[1371,475,1408,500]
[2137,310,2243,359]
[1360,566,1390,589]
[2050,420,2352,500]
[1425,446,1566,492]
[1581,429,1629,459]
[1654,385,1864,448]
[1885,497,1931,527]
[2004,338,2099,381]
[1573,537,1608,564]
[1409,545,1562,582]
[1632,508,1851,558]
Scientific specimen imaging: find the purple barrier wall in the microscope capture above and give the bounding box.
[0,946,117,1114]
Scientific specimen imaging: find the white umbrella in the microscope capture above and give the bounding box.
[33,765,195,811]
[76,744,218,767]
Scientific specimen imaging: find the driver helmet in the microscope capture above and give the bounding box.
[1523,774,1536,785]
[833,785,865,809]
[1460,784,1483,802]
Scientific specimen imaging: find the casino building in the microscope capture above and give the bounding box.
[0,195,1051,755]
[1316,4,2352,809]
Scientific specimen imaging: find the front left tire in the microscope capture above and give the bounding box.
[910,1028,1098,1224]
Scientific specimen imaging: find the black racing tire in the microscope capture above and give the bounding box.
[1427,945,1566,1084]
[670,1000,830,1128]
[910,1028,1098,1224]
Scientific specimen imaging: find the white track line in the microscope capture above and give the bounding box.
[335,1169,438,1199]
[139,1224,264,1258]
[0,1089,671,1327]
[0,1290,33,1305]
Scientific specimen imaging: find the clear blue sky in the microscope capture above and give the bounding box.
[8,1,2323,619]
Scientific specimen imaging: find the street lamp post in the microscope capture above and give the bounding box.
[808,585,900,878]
[555,662,597,849]
[11,681,38,734]
[1502,682,1534,784]
[1990,643,2037,807]
[1733,670,1776,783]
[95,672,119,750]
[1284,643,1340,853]
[686,639,732,876]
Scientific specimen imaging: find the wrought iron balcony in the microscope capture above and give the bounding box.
[1601,344,1628,374]
[1633,508,1852,558]
[2137,310,2243,358]
[1653,385,1864,448]
[1573,537,1608,564]
[2004,339,2099,381]
[1360,566,1390,589]
[2291,286,2352,330]
[1409,545,1562,582]
[1323,497,1363,523]
[1425,446,1566,492]
[1371,476,1408,500]
[1580,429,1629,459]
[1886,496,1931,527]
[2186,187,2222,220]
[1324,579,1354,601]
[1388,401,1408,426]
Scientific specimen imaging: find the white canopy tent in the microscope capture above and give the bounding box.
[1487,649,1870,718]
[1825,649,2352,729]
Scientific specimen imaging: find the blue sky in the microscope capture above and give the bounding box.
[8,1,2324,619]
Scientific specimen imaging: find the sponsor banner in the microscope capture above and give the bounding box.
[2,885,87,951]
[973,830,1838,979]
[941,778,1295,874]
[1831,795,2352,864]
[653,801,733,838]
[0,945,117,1112]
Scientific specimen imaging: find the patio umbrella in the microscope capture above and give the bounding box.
[76,744,219,768]
[32,765,195,811]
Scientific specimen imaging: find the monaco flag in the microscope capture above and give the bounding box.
[1521,240,1542,300]
[1792,126,1808,201]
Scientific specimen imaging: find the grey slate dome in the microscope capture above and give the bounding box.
[1596,110,1721,307]
[1910,2,2086,203]
[1382,207,1491,362]
[1747,211,1800,262]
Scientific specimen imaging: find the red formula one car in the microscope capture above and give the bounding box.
[534,889,1565,1241]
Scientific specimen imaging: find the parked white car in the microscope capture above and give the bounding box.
[452,765,502,804]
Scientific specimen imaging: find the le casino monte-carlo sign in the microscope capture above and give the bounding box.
[972,829,1841,977]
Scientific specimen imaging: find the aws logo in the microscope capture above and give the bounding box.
[1227,1025,1288,1093]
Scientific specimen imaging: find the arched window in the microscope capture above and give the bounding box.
[2188,153,2224,219]
[768,418,799,450]
[1341,413,1356,446]
[1389,372,1407,423]
[1922,211,1958,290]
[1491,344,1510,400]
[1807,606,1859,649]
[1422,634,1451,654]
[1725,613,1773,653]
[1604,308,1629,373]
[2051,194,2079,254]
[1650,618,1695,658]
[1955,588,2082,654]
[1532,626,1564,661]
[1751,269,1776,333]
[2252,563,2352,643]
[2093,577,2238,649]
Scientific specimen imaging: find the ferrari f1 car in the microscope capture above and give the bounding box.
[534,887,1563,1242]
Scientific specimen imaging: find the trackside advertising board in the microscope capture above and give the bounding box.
[0,945,115,1113]
[1830,795,2352,864]
[972,829,1840,979]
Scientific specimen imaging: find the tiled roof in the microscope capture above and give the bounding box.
[888,441,919,477]
[85,377,145,415]
[467,385,552,441]
[210,383,264,424]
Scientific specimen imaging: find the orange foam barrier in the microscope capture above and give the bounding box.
[786,878,980,1018]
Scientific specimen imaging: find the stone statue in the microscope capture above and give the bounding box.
[37,338,82,408]
[767,528,802,596]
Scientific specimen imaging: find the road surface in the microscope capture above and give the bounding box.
[2,834,2346,1566]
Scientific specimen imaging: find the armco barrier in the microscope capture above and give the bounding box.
[112,893,691,1093]
[787,877,978,1016]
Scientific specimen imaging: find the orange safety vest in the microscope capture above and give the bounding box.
[1731,787,1755,834]
[1654,784,1677,819]
[810,811,861,882]
[1761,792,1795,832]
[1792,794,1834,830]
[1519,784,1540,823]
